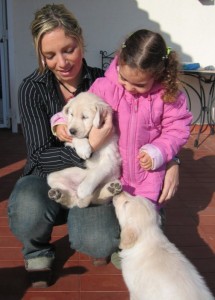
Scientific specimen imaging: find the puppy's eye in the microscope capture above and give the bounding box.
[70,113,73,117]
[82,115,88,120]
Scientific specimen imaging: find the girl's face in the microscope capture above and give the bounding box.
[118,64,155,95]
[41,27,83,84]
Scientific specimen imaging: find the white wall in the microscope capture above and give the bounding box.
[7,0,215,130]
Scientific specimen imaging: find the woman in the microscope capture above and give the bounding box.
[8,4,179,288]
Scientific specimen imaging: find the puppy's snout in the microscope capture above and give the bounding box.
[69,128,77,136]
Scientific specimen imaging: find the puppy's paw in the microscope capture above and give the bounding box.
[70,138,92,160]
[48,188,62,201]
[76,143,92,160]
[107,180,122,195]
[48,188,75,208]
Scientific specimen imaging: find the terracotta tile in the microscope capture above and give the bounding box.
[0,248,24,260]
[0,226,16,237]
[1,129,215,299]
[0,261,24,268]
[164,224,201,236]
[179,245,215,259]
[202,273,215,295]
[0,217,9,226]
[80,291,129,300]
[0,208,8,217]
[167,233,207,247]
[192,258,215,273]
[80,274,127,291]
[23,292,80,300]
[164,214,196,226]
[203,234,215,252]
[0,265,29,297]
[32,274,80,292]
[198,215,215,226]
[201,225,215,234]
[66,260,121,275]
[0,236,22,247]
[79,252,91,261]
[52,224,68,237]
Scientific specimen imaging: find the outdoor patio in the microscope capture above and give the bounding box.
[0,127,215,299]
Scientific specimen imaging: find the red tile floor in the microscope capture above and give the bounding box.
[0,127,215,299]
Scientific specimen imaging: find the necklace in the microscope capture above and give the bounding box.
[57,79,77,96]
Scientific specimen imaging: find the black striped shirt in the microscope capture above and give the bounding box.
[19,59,104,178]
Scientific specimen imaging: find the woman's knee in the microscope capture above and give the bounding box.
[8,176,60,236]
[68,205,120,257]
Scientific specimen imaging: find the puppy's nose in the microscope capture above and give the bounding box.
[69,128,77,136]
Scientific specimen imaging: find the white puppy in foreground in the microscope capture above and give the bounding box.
[48,92,122,208]
[113,192,214,300]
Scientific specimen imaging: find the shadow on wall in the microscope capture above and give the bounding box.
[199,0,214,5]
[76,0,193,65]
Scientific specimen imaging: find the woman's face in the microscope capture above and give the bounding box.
[118,64,155,95]
[41,27,83,83]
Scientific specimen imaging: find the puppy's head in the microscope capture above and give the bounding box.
[113,192,158,249]
[63,92,112,138]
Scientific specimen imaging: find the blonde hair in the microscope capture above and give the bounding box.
[31,4,84,73]
[118,29,179,103]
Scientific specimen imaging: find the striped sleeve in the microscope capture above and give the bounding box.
[18,78,85,177]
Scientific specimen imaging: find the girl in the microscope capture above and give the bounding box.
[52,29,192,206]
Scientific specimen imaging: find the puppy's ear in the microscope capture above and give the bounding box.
[62,103,70,116]
[119,226,138,249]
[93,104,104,128]
[93,104,112,128]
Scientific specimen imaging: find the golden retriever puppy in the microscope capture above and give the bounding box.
[113,192,214,300]
[48,92,122,208]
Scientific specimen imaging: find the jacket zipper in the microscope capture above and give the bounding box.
[128,96,139,186]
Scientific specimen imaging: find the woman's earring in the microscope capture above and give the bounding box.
[42,57,46,67]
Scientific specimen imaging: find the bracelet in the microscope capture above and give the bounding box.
[172,156,181,165]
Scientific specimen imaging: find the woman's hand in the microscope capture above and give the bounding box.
[55,124,73,142]
[158,160,179,204]
[89,111,114,152]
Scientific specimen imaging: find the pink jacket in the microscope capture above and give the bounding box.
[89,57,193,203]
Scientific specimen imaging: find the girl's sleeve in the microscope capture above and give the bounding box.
[18,80,85,176]
[151,92,193,164]
[50,112,67,135]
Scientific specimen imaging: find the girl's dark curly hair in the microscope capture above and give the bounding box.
[118,29,179,103]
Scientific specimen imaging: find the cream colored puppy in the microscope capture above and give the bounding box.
[48,92,122,208]
[113,192,214,300]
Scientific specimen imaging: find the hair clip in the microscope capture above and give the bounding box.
[162,47,172,61]
[167,47,172,56]
[162,55,168,61]
[122,42,126,49]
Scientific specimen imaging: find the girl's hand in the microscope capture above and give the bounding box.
[89,111,114,152]
[55,124,73,142]
[158,160,179,204]
[138,151,153,170]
